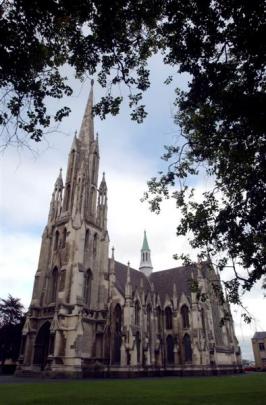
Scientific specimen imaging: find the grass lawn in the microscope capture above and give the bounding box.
[0,373,265,405]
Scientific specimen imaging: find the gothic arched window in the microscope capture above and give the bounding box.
[51,267,59,303]
[85,229,90,251]
[93,233,98,257]
[62,227,67,248]
[157,306,162,332]
[83,269,92,306]
[135,301,141,325]
[165,306,173,329]
[183,333,192,363]
[166,335,175,364]
[112,304,122,364]
[54,230,59,251]
[114,304,122,333]
[181,304,190,329]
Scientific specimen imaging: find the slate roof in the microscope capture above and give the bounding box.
[252,332,266,340]
[113,261,151,296]
[112,260,198,305]
[150,265,196,304]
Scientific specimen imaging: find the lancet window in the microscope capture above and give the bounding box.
[54,230,59,251]
[157,306,162,332]
[135,300,141,326]
[166,335,175,364]
[51,267,59,303]
[84,269,92,306]
[93,233,98,257]
[85,229,90,251]
[165,306,173,329]
[65,184,71,211]
[62,227,67,248]
[181,304,190,329]
[183,333,192,362]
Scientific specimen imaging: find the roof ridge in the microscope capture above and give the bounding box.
[151,264,196,275]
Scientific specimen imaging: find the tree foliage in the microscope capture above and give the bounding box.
[142,1,266,312]
[0,295,25,364]
[0,0,157,146]
[0,1,265,309]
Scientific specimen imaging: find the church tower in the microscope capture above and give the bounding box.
[139,230,153,277]
[17,81,110,377]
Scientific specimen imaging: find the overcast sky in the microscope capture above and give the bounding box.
[0,55,265,360]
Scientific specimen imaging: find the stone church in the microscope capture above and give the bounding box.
[17,82,242,377]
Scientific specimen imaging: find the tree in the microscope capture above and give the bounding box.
[141,1,266,316]
[0,0,155,146]
[0,295,25,365]
[0,1,265,311]
[0,294,24,326]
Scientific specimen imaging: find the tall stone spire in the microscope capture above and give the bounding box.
[62,81,100,219]
[78,79,94,146]
[139,230,153,277]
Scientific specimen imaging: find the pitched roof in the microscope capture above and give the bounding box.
[252,331,266,340]
[112,260,198,305]
[113,260,151,295]
[150,265,196,305]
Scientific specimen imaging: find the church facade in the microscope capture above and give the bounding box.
[16,83,242,377]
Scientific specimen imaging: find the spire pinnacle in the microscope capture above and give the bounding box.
[55,168,63,190]
[141,230,150,251]
[78,81,94,145]
[127,262,131,284]
[99,171,107,192]
[125,261,132,299]
[139,230,153,277]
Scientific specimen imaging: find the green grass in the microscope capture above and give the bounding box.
[0,374,266,405]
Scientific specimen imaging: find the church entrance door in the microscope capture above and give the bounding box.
[33,322,51,370]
